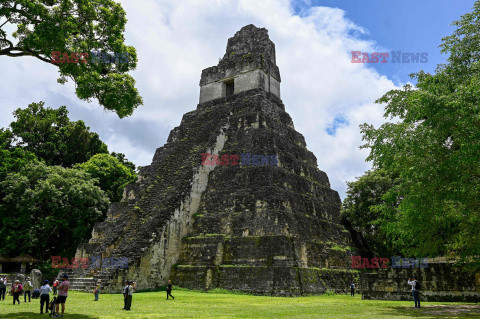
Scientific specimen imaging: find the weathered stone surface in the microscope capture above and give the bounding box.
[361,260,480,302]
[30,269,42,289]
[199,25,281,103]
[70,25,354,295]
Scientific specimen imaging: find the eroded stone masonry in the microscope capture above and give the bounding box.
[68,24,357,296]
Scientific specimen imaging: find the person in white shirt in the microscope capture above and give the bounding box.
[39,280,52,314]
[407,276,421,308]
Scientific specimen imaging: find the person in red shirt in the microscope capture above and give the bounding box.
[11,280,22,305]
[53,279,59,296]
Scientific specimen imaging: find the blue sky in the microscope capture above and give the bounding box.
[292,0,475,84]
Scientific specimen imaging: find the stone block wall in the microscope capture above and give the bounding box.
[361,260,480,302]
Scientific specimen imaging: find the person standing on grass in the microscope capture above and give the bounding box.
[24,277,33,302]
[54,274,70,318]
[408,276,421,308]
[124,281,136,310]
[122,280,128,309]
[53,278,59,296]
[166,280,174,300]
[39,280,52,314]
[350,282,355,297]
[11,280,22,305]
[94,280,101,301]
[0,276,6,300]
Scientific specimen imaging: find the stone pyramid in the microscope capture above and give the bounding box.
[74,25,356,296]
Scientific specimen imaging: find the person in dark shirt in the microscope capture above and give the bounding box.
[166,280,174,300]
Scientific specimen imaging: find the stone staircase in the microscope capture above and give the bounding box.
[59,266,119,292]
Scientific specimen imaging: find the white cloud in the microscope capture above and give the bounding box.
[0,0,400,199]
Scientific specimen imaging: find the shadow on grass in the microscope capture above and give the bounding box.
[0,312,97,319]
[381,305,480,318]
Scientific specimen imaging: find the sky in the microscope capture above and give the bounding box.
[0,0,476,199]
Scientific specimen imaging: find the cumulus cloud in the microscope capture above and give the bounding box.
[0,0,400,198]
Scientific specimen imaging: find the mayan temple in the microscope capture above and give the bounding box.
[69,24,357,296]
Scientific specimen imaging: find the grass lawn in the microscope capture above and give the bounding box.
[0,289,479,318]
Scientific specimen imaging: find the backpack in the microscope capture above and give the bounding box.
[415,281,421,291]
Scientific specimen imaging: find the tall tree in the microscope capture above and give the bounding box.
[341,169,401,257]
[0,0,143,117]
[77,153,136,202]
[0,161,109,260]
[9,101,108,167]
[360,1,480,262]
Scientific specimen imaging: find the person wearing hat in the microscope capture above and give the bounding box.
[24,277,33,302]
[39,280,52,314]
[11,280,22,305]
[93,280,101,301]
[54,274,70,318]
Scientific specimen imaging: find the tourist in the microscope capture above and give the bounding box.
[94,280,101,301]
[350,282,355,297]
[24,276,33,302]
[39,280,52,314]
[166,280,174,300]
[54,274,70,318]
[124,281,136,310]
[0,276,6,300]
[407,276,421,308]
[11,280,22,305]
[53,278,59,295]
[122,280,128,309]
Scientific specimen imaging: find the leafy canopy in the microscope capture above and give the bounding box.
[360,1,480,262]
[9,101,109,167]
[0,161,109,260]
[77,153,136,202]
[0,0,143,117]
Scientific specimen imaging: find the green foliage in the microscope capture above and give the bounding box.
[341,169,401,256]
[359,1,480,262]
[77,153,137,202]
[9,102,108,167]
[0,0,143,117]
[0,134,38,182]
[0,161,109,260]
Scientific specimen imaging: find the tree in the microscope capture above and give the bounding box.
[360,1,480,262]
[0,161,109,260]
[0,128,38,181]
[9,101,108,167]
[77,153,136,202]
[0,0,143,117]
[111,151,136,172]
[341,169,401,257]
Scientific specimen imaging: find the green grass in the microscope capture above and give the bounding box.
[0,290,479,318]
